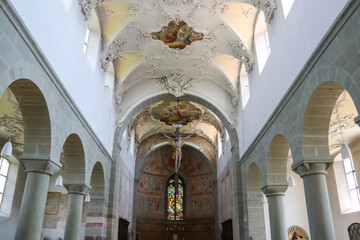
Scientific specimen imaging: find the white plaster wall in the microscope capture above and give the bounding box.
[9,0,117,152]
[241,0,348,152]
[284,169,310,237]
[327,164,360,239]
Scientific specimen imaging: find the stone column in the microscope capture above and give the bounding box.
[294,162,336,240]
[64,184,89,240]
[262,185,288,240]
[15,159,60,240]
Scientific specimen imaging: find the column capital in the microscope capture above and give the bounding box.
[19,156,61,176]
[355,116,360,127]
[64,184,91,195]
[292,162,332,178]
[261,184,288,197]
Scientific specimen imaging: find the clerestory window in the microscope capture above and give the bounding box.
[0,157,10,206]
[344,156,360,208]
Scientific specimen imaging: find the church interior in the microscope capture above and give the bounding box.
[0,0,360,239]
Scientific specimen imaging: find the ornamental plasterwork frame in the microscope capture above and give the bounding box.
[156,69,194,97]
[249,0,277,23]
[78,0,105,20]
[101,39,127,71]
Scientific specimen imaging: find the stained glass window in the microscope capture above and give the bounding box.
[167,175,184,221]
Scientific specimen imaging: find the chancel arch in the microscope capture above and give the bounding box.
[110,93,243,238]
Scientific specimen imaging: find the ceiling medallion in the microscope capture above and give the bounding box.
[157,71,194,97]
[151,20,204,49]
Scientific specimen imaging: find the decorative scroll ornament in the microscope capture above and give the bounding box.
[157,70,194,97]
[78,0,104,20]
[228,40,254,73]
[101,40,127,71]
[252,0,277,23]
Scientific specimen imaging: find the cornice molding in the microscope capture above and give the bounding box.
[0,0,113,162]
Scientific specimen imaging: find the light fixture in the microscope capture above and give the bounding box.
[85,193,91,202]
[55,174,63,187]
[1,140,13,158]
[288,176,296,187]
[261,193,267,203]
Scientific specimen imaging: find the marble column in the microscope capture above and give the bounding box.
[15,159,59,240]
[294,162,335,240]
[262,185,288,240]
[64,184,89,240]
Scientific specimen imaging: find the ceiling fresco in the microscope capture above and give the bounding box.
[128,100,224,151]
[78,0,277,116]
[151,20,204,49]
[150,100,202,126]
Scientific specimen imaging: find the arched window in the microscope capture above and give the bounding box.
[0,157,10,206]
[344,154,360,208]
[166,174,184,221]
[254,12,270,74]
[281,0,295,18]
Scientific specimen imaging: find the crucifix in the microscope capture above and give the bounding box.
[162,126,194,174]
[163,126,195,210]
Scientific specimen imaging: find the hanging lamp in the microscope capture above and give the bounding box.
[55,174,63,187]
[261,193,267,203]
[1,140,13,158]
[85,193,91,202]
[288,176,296,187]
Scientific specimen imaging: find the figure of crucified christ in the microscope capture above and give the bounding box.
[162,131,194,173]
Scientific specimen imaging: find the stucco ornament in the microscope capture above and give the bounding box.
[101,40,127,71]
[252,0,277,23]
[78,0,105,20]
[157,71,194,97]
[228,40,255,73]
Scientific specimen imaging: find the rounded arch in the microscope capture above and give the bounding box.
[111,93,242,238]
[246,162,266,239]
[4,79,52,159]
[301,81,359,162]
[89,161,105,199]
[266,134,291,185]
[114,93,239,147]
[61,133,86,185]
[85,161,107,239]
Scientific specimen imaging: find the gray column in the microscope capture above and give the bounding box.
[294,162,335,240]
[262,185,288,240]
[15,172,51,240]
[64,185,89,240]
